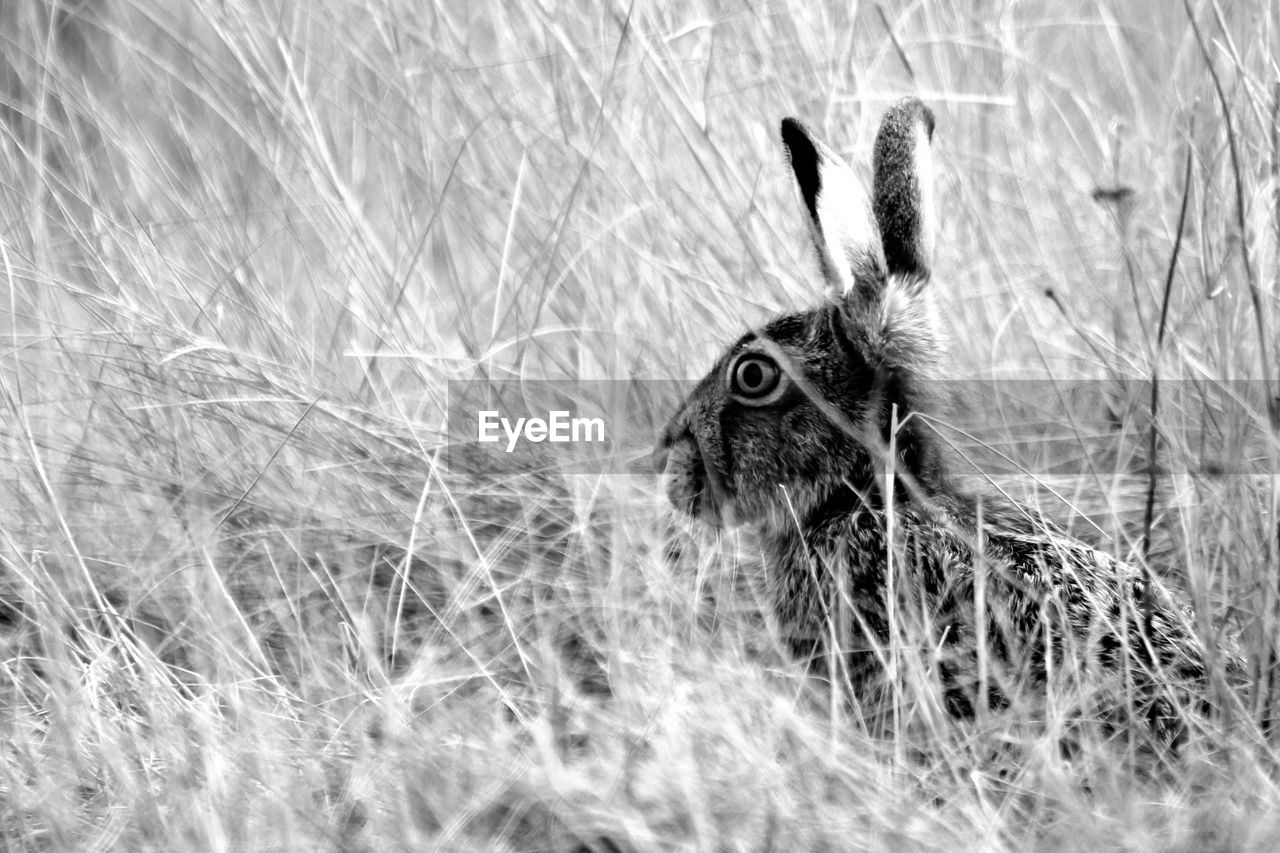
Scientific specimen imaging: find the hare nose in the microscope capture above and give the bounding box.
[652,439,670,474]
[654,423,683,474]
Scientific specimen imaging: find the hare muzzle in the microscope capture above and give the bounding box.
[656,425,728,526]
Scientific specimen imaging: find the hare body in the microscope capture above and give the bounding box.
[656,99,1230,733]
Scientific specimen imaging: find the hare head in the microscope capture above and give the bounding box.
[656,98,946,531]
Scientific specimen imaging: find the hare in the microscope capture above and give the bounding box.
[655,98,1234,736]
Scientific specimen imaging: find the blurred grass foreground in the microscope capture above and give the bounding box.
[3,1,1280,850]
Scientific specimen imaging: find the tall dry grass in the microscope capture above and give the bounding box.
[2,0,1280,849]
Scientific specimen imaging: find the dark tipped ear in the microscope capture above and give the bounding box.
[872,98,936,279]
[780,117,883,298]
[780,118,823,224]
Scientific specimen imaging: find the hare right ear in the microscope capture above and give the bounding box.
[780,118,885,299]
[872,98,936,279]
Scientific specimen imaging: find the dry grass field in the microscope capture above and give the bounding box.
[3,0,1280,849]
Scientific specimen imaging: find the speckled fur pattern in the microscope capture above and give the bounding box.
[655,98,1235,738]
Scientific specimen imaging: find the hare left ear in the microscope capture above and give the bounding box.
[872,98,936,280]
[781,117,885,299]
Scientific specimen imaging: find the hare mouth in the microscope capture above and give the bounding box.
[659,439,732,527]
[664,460,721,525]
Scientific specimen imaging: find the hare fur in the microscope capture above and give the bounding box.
[655,98,1233,736]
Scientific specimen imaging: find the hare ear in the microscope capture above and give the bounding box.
[872,98,936,279]
[780,118,884,298]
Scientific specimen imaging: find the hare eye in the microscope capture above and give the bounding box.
[731,355,781,399]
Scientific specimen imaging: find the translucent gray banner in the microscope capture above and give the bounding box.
[445,379,1279,477]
